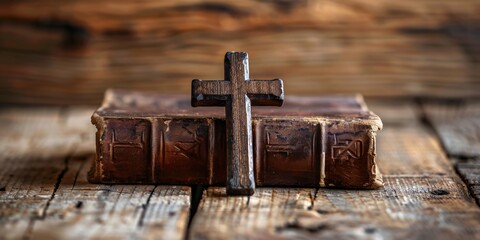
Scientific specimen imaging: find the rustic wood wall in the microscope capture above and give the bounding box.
[1,0,479,105]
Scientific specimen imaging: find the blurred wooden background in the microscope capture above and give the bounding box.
[0,0,479,105]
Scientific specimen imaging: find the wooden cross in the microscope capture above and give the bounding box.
[191,51,284,195]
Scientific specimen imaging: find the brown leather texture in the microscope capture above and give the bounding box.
[89,89,383,189]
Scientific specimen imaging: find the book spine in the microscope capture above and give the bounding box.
[89,115,382,189]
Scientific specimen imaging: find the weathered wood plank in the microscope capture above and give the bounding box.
[190,177,480,239]
[421,100,480,205]
[376,123,453,176]
[0,107,95,158]
[190,188,315,239]
[422,100,480,158]
[309,176,480,239]
[0,108,191,239]
[1,1,479,34]
[0,154,70,239]
[367,100,454,176]
[0,108,89,239]
[189,101,480,239]
[29,156,191,240]
[456,161,480,205]
[1,0,480,105]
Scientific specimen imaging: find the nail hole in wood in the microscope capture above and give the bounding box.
[365,227,376,234]
[75,201,83,209]
[430,189,449,195]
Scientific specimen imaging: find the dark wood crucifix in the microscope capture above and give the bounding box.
[191,51,284,195]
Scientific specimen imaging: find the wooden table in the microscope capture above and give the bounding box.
[1,99,479,239]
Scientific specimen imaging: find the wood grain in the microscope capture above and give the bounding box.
[0,108,190,239]
[189,100,480,239]
[421,99,480,206]
[1,0,480,105]
[0,108,91,238]
[31,156,191,240]
[1,103,479,238]
[456,160,480,206]
[358,99,453,176]
[309,176,480,239]
[422,100,480,158]
[190,177,480,239]
[190,188,315,239]
[376,123,453,176]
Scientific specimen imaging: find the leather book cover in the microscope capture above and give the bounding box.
[89,89,383,189]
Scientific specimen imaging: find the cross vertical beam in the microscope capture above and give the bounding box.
[191,51,284,195]
[225,52,254,195]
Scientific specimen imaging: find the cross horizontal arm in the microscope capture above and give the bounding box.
[247,79,284,106]
[191,79,284,107]
[191,79,231,107]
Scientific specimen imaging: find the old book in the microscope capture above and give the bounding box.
[89,89,383,189]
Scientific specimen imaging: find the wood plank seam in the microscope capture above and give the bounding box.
[419,99,480,206]
[0,107,192,239]
[188,100,480,239]
[185,185,204,240]
[70,155,88,191]
[419,99,480,159]
[137,185,158,227]
[455,161,480,206]
[192,176,479,238]
[22,148,76,239]
[12,152,192,238]
[40,154,71,219]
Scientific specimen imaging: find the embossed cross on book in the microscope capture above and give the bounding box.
[192,51,284,195]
